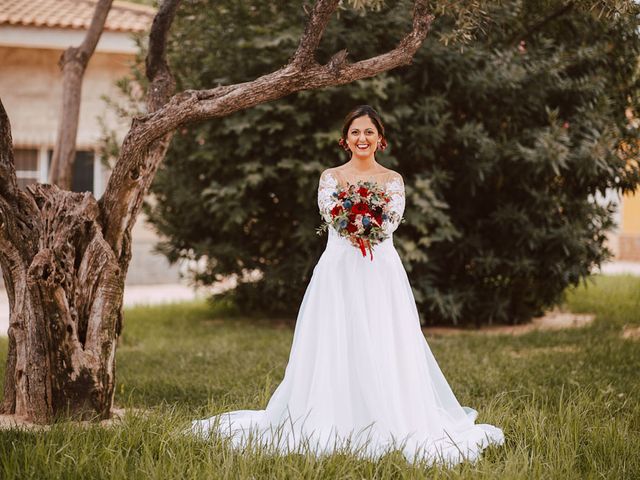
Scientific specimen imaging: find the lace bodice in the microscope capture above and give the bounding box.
[317,168,405,235]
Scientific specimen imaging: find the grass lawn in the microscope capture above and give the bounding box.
[0,275,638,479]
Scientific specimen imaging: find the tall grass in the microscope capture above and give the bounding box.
[0,275,638,479]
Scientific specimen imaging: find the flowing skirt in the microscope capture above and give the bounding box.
[189,230,504,466]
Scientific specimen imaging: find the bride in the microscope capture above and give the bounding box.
[189,105,505,466]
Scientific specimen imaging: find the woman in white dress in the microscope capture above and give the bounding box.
[190,105,505,466]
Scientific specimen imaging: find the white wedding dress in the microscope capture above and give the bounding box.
[189,168,505,466]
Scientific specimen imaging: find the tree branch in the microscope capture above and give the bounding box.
[146,0,180,85]
[0,98,18,204]
[100,0,181,264]
[130,0,433,145]
[100,0,434,260]
[48,0,114,189]
[0,98,39,262]
[290,0,340,67]
[0,98,40,251]
[79,0,115,55]
[507,1,575,46]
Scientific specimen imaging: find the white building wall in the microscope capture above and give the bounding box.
[0,39,181,286]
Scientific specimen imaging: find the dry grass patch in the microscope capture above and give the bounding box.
[0,406,150,432]
[507,344,580,359]
[622,325,640,341]
[423,309,595,337]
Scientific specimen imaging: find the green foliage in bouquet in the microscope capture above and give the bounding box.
[145,0,640,324]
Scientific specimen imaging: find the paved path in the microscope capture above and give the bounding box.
[0,283,210,337]
[1,261,640,337]
[598,261,640,275]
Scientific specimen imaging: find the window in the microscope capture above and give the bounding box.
[14,148,39,189]
[71,151,94,193]
[47,150,95,193]
[13,148,96,194]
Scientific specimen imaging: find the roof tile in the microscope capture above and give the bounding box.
[0,0,155,33]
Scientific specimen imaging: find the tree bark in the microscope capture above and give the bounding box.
[48,0,114,190]
[0,0,433,423]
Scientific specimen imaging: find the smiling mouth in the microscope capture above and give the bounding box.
[356,144,370,150]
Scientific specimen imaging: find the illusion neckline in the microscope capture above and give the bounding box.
[324,171,402,190]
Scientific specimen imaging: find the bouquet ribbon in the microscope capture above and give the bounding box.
[357,238,374,261]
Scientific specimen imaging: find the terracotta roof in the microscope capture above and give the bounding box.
[0,0,155,33]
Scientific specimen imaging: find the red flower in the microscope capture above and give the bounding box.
[374,214,383,225]
[346,222,358,233]
[357,186,369,197]
[330,204,343,216]
[518,40,527,54]
[351,202,369,215]
[338,191,347,199]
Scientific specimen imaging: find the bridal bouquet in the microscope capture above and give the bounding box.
[317,180,401,260]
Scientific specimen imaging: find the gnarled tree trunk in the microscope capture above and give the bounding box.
[0,179,124,421]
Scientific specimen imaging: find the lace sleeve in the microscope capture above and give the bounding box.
[384,174,405,235]
[318,170,338,223]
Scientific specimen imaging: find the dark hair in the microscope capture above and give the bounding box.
[338,105,388,152]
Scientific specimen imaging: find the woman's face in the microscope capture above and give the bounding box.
[345,115,381,159]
